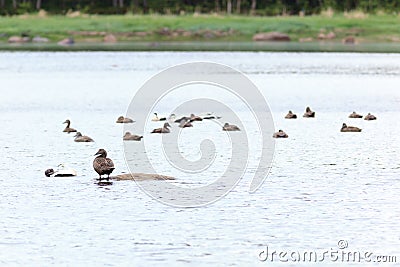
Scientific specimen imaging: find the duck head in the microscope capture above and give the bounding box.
[342,123,347,128]
[116,116,124,122]
[124,132,131,137]
[164,122,171,128]
[224,123,230,127]
[74,132,82,138]
[63,119,71,126]
[306,107,311,112]
[288,110,293,114]
[94,148,107,158]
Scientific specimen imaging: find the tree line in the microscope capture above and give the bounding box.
[1,0,399,15]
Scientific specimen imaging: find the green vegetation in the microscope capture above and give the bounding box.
[1,0,400,15]
[1,14,400,43]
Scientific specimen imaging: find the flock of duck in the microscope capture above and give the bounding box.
[276,107,377,138]
[50,108,377,181]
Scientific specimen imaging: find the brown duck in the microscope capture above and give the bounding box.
[364,113,377,120]
[123,132,143,141]
[222,123,240,131]
[189,114,203,122]
[93,149,115,180]
[303,107,315,118]
[285,110,297,119]
[151,122,171,133]
[349,111,363,118]
[341,123,362,132]
[273,130,289,138]
[179,119,193,128]
[116,116,135,123]
[63,119,77,133]
[74,132,94,142]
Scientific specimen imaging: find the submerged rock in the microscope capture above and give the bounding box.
[110,173,175,181]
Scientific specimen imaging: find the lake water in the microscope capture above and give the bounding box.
[0,52,400,266]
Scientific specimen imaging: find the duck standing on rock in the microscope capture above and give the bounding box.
[151,122,171,133]
[303,107,315,118]
[364,113,377,120]
[74,132,94,142]
[273,130,289,138]
[349,111,363,118]
[285,110,297,119]
[93,149,115,181]
[116,116,135,123]
[63,119,77,133]
[341,123,362,132]
[222,123,240,131]
[123,132,143,141]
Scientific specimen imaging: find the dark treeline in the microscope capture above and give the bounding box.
[1,0,399,15]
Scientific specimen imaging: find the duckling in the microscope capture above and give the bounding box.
[151,122,171,133]
[285,110,297,119]
[123,132,143,141]
[116,116,135,123]
[349,111,363,118]
[151,113,166,121]
[74,132,94,142]
[341,123,362,132]
[63,119,77,133]
[93,149,115,181]
[189,114,203,122]
[179,119,193,128]
[222,123,240,131]
[273,129,289,138]
[364,113,377,120]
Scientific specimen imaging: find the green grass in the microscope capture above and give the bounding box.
[1,14,400,50]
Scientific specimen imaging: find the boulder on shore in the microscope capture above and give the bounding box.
[342,36,356,44]
[253,32,290,42]
[58,37,74,46]
[8,36,30,43]
[104,34,117,43]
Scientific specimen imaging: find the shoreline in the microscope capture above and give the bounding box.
[1,42,400,53]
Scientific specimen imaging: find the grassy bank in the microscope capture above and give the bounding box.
[1,14,400,51]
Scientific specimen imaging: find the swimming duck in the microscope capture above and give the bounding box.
[189,114,203,122]
[341,123,362,132]
[364,113,377,120]
[179,119,193,128]
[273,130,289,138]
[93,149,115,181]
[45,164,77,177]
[349,111,363,118]
[174,116,190,123]
[222,123,240,131]
[116,116,135,123]
[63,119,77,133]
[303,107,315,118]
[74,132,94,142]
[151,122,171,133]
[151,113,166,121]
[123,132,143,141]
[202,112,222,120]
[285,110,297,119]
